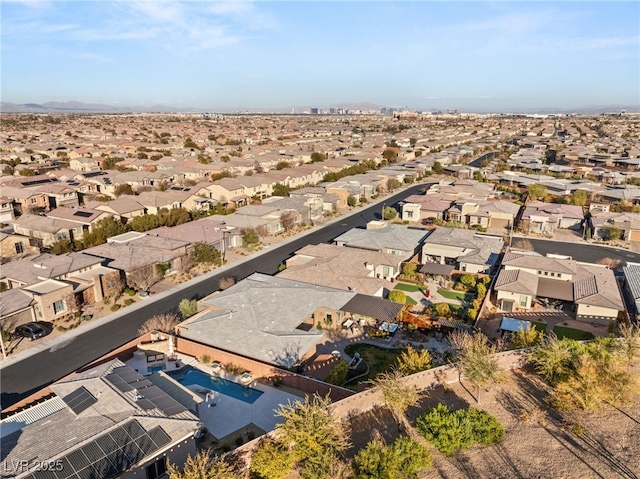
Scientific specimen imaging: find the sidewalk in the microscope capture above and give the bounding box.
[0,181,427,368]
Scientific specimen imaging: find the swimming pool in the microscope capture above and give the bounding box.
[169,366,263,404]
[147,364,166,374]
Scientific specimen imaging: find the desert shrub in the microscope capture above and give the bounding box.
[460,274,477,288]
[434,302,450,317]
[416,403,504,456]
[178,298,198,319]
[353,436,432,479]
[110,304,121,312]
[200,355,211,364]
[124,298,134,306]
[325,360,350,386]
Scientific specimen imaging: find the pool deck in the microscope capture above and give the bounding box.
[125,354,304,441]
[188,362,302,440]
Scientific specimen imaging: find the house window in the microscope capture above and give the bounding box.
[383,266,390,277]
[53,300,66,315]
[557,273,562,278]
[537,271,542,275]
[407,211,413,218]
[14,242,25,254]
[31,197,37,204]
[544,271,548,276]
[519,295,528,308]
[550,272,555,277]
[145,458,167,479]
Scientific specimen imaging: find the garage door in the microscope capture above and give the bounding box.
[629,230,640,242]
[490,218,510,229]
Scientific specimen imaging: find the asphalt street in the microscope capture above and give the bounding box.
[527,238,640,264]
[0,184,428,409]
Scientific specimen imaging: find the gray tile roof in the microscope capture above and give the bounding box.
[0,359,198,479]
[180,273,356,367]
[333,224,428,255]
[340,294,404,323]
[495,269,539,296]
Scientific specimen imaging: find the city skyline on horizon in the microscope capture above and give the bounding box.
[2,1,639,111]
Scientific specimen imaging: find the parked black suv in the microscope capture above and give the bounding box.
[15,323,46,341]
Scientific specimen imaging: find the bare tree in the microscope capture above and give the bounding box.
[127,264,163,293]
[280,211,296,232]
[372,370,420,436]
[219,277,236,291]
[512,239,534,251]
[595,257,622,269]
[138,313,179,335]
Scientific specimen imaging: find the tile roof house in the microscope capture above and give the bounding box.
[0,359,199,479]
[495,251,625,324]
[519,201,585,234]
[421,227,504,274]
[278,243,399,296]
[401,194,453,222]
[177,273,357,368]
[334,222,429,260]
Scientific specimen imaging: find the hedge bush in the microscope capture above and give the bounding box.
[416,404,504,456]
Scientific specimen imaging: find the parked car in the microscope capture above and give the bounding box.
[14,323,46,341]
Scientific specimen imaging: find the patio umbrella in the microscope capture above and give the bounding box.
[168,334,175,358]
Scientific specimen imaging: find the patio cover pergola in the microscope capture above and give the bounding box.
[420,263,455,276]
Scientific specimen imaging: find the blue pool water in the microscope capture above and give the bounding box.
[148,364,166,374]
[169,367,263,404]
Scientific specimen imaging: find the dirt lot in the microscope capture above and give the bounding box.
[349,366,640,479]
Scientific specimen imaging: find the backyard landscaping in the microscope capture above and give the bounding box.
[552,325,595,340]
[393,282,427,293]
[437,289,475,301]
[343,343,405,386]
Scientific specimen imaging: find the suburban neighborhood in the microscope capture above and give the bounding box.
[1,111,639,479]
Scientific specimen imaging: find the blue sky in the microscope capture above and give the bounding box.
[2,1,639,111]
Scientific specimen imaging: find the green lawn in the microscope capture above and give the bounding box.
[531,321,547,333]
[552,325,595,341]
[344,344,405,386]
[394,282,426,293]
[405,296,417,306]
[448,304,466,313]
[437,289,475,301]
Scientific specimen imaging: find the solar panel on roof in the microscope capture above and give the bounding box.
[62,386,97,415]
[112,366,145,382]
[28,420,172,479]
[104,374,133,392]
[134,398,155,410]
[138,386,186,416]
[73,211,93,218]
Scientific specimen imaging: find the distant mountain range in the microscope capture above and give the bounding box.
[1,100,637,115]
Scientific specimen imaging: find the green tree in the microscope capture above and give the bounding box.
[325,359,349,386]
[391,436,432,478]
[311,152,326,163]
[250,438,295,479]
[459,274,476,289]
[571,189,587,206]
[432,161,444,174]
[511,325,544,349]
[396,346,431,376]
[383,206,397,220]
[82,217,129,248]
[168,450,238,479]
[476,282,487,300]
[276,160,290,170]
[372,370,420,435]
[434,302,450,317]
[276,394,350,479]
[382,148,399,162]
[178,299,198,319]
[401,262,417,276]
[130,214,160,232]
[473,170,484,181]
[191,242,221,264]
[273,183,290,197]
[449,331,501,403]
[19,168,36,176]
[51,239,75,255]
[526,183,546,200]
[242,228,260,246]
[114,183,135,197]
[388,290,406,304]
[347,195,357,207]
[528,335,575,383]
